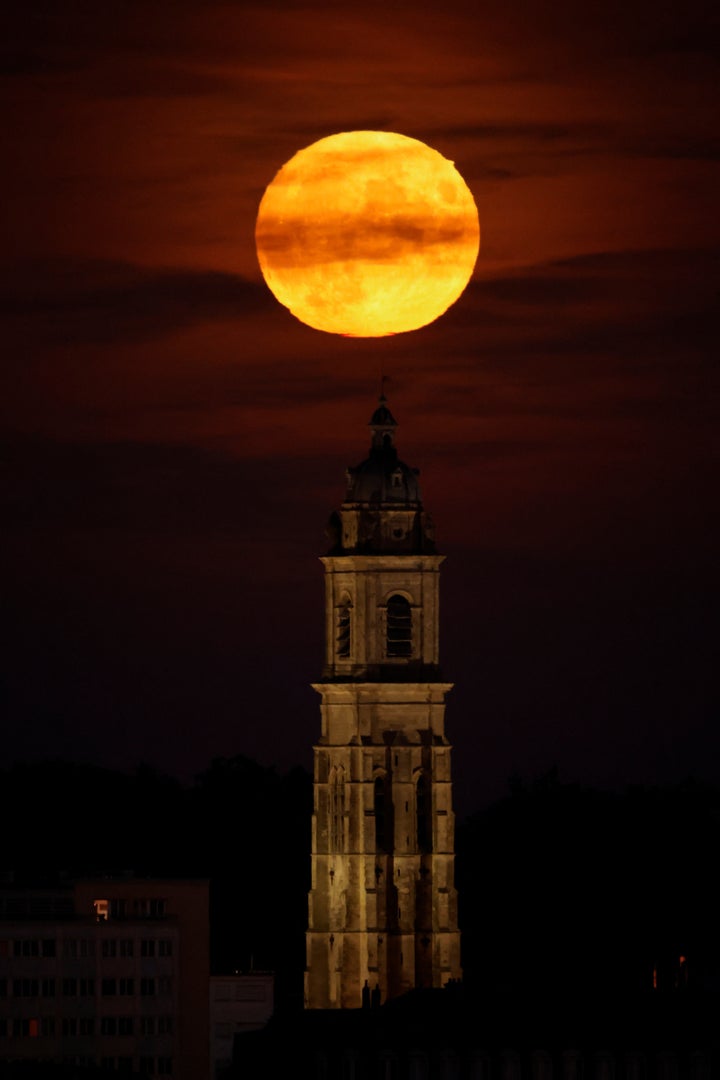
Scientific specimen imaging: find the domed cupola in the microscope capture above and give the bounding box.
[326,394,437,555]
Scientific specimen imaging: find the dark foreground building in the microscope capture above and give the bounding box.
[233,982,719,1078]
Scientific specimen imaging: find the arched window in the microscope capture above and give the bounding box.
[336,597,351,659]
[330,767,345,853]
[416,775,432,853]
[374,776,389,853]
[386,595,412,658]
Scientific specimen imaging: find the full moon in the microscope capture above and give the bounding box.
[255,131,480,337]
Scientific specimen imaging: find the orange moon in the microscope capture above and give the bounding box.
[255,131,480,337]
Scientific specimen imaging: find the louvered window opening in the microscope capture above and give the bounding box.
[386,595,412,658]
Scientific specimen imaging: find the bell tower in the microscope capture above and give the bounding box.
[305,395,462,1009]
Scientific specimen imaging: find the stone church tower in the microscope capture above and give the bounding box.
[305,395,462,1009]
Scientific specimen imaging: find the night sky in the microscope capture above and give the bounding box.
[3,0,718,821]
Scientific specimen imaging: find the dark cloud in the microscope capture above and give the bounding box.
[1,261,272,347]
[2,435,330,537]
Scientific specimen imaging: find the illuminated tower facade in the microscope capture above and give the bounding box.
[305,396,461,1009]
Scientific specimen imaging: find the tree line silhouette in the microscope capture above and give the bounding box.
[2,757,719,1009]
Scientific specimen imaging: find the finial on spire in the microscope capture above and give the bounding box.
[369,383,398,450]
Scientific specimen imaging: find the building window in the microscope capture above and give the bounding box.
[158,940,172,957]
[416,775,432,853]
[374,776,390,853]
[101,1017,117,1036]
[110,899,128,920]
[64,938,94,958]
[120,939,134,957]
[336,597,352,659]
[119,978,134,996]
[141,977,155,996]
[141,1018,155,1036]
[141,939,156,958]
[102,979,117,996]
[79,1018,95,1036]
[158,1016,173,1034]
[102,939,117,958]
[41,979,55,998]
[157,1057,173,1076]
[386,595,412,658]
[330,766,345,853]
[140,1058,155,1075]
[41,939,56,957]
[13,939,39,958]
[62,1019,78,1037]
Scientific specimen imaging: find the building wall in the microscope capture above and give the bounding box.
[209,973,273,1078]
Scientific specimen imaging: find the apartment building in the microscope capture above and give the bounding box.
[0,877,209,1080]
